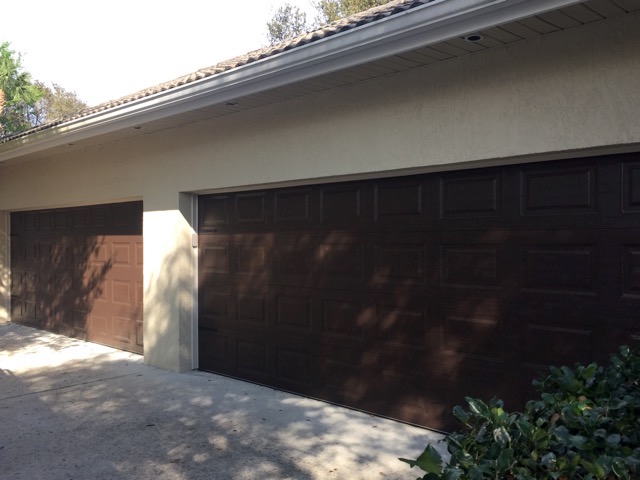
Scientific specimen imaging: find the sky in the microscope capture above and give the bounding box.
[3,0,317,107]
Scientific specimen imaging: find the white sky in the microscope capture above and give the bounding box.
[3,0,317,106]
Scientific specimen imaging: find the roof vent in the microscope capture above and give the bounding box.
[463,33,483,43]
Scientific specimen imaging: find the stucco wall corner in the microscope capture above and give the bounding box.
[143,205,196,373]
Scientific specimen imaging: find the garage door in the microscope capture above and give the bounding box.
[198,154,640,430]
[10,201,143,354]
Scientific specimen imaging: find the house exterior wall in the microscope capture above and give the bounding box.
[142,193,197,372]
[0,13,638,369]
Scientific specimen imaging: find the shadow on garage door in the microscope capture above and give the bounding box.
[10,201,143,354]
[197,153,640,431]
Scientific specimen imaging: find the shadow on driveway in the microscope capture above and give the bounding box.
[0,323,444,479]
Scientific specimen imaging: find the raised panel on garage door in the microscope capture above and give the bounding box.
[10,202,143,354]
[198,153,640,431]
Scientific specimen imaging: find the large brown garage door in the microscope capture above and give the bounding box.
[11,202,143,354]
[198,154,640,430]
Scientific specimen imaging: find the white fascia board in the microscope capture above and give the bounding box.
[0,0,584,163]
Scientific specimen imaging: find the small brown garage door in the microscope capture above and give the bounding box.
[11,201,143,354]
[198,154,640,430]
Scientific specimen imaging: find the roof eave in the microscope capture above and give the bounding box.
[0,0,584,164]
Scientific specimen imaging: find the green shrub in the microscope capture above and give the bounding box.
[400,346,640,480]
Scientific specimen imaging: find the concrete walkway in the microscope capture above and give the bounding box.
[0,323,444,479]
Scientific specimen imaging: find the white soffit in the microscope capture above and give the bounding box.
[0,0,585,163]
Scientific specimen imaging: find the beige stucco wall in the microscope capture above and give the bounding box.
[142,192,197,372]
[0,12,638,369]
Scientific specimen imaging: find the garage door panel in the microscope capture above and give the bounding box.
[439,171,502,219]
[236,192,268,225]
[112,280,133,305]
[200,241,231,274]
[199,329,231,369]
[38,211,54,231]
[89,312,110,339]
[604,325,640,350]
[199,154,640,430]
[201,290,270,332]
[82,275,109,304]
[23,273,37,295]
[375,244,425,282]
[521,163,597,214]
[435,291,502,316]
[364,344,427,378]
[237,338,271,378]
[200,290,231,325]
[440,243,501,289]
[275,346,313,388]
[236,293,268,327]
[521,245,596,294]
[274,239,313,276]
[375,303,428,348]
[374,178,426,225]
[275,292,313,332]
[318,241,366,280]
[440,313,503,362]
[10,299,22,321]
[111,203,142,229]
[200,195,232,232]
[23,212,38,231]
[623,244,640,295]
[321,183,369,227]
[321,298,369,340]
[90,205,111,229]
[10,270,23,296]
[39,241,54,265]
[523,323,594,368]
[72,309,89,334]
[274,188,314,225]
[318,361,366,401]
[70,208,89,230]
[54,210,72,230]
[10,202,143,354]
[623,159,640,212]
[235,243,269,274]
[111,241,133,267]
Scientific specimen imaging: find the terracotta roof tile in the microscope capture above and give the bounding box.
[1,0,433,144]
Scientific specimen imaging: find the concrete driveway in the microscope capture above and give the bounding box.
[0,323,444,479]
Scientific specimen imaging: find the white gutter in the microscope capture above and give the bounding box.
[0,0,584,163]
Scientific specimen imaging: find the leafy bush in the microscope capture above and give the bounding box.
[400,346,640,479]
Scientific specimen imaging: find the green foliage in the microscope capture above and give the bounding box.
[266,0,389,45]
[0,42,44,138]
[313,0,389,24]
[33,82,87,124]
[400,346,640,480]
[266,3,310,45]
[0,43,87,138]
